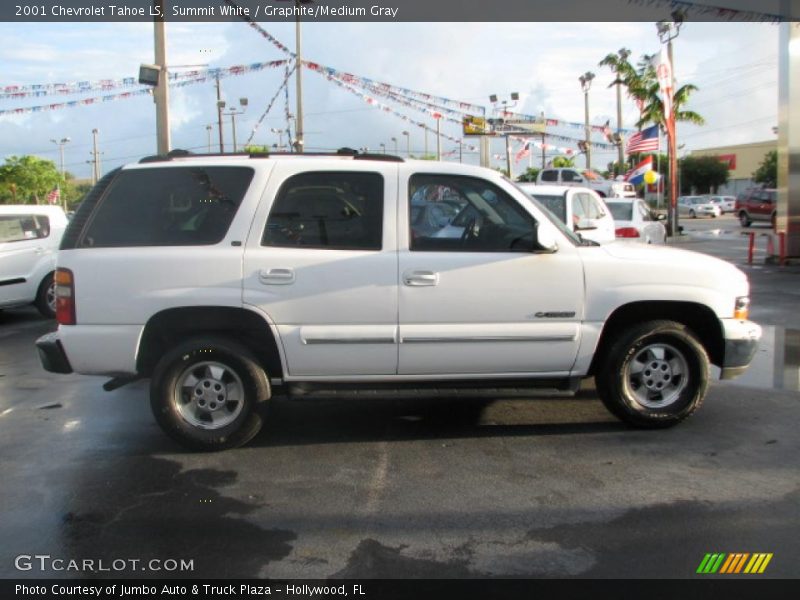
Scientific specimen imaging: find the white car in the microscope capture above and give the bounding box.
[678,196,721,218]
[708,195,736,214]
[37,151,761,450]
[0,205,67,317]
[605,198,668,244]
[518,184,616,244]
[536,167,637,198]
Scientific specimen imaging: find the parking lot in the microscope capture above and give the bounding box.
[1,213,798,579]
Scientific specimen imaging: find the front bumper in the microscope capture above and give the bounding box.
[36,332,73,374]
[719,319,762,380]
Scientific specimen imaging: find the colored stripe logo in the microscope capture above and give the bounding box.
[697,553,773,574]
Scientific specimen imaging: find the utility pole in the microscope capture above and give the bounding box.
[505,135,513,178]
[459,140,463,163]
[215,76,224,153]
[153,0,170,155]
[424,125,428,157]
[579,71,595,169]
[657,15,683,237]
[91,128,100,183]
[50,137,70,210]
[294,0,304,153]
[541,111,546,168]
[206,125,212,153]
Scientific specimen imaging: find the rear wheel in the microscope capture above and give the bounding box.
[739,212,751,227]
[150,336,270,451]
[595,320,709,428]
[35,273,56,319]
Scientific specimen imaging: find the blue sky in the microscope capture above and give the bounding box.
[0,20,779,179]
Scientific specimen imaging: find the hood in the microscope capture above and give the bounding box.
[598,241,749,295]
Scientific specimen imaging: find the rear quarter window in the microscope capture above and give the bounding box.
[78,166,254,247]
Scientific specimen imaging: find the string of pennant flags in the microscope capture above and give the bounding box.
[245,63,296,146]
[627,0,786,23]
[0,61,290,118]
[307,67,479,152]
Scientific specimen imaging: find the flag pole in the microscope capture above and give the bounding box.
[657,128,662,211]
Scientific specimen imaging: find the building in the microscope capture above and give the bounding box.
[690,140,776,196]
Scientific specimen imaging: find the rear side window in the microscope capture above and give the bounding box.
[79,166,253,247]
[0,214,50,243]
[262,172,384,250]
[540,170,557,182]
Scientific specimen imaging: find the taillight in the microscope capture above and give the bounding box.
[615,227,640,238]
[55,268,76,325]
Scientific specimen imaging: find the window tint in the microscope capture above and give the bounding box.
[79,167,253,247]
[607,203,633,221]
[562,170,579,182]
[263,172,383,250]
[0,215,50,243]
[540,170,557,182]
[409,174,536,252]
[530,194,567,223]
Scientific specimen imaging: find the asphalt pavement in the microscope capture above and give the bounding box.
[0,216,798,579]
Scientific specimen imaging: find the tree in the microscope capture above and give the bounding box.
[599,52,705,132]
[752,150,777,188]
[0,156,61,204]
[243,145,270,154]
[516,167,540,182]
[552,156,576,168]
[679,155,729,194]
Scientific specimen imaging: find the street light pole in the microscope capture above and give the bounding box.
[215,76,224,153]
[153,0,170,155]
[270,127,284,151]
[206,125,212,153]
[658,13,684,238]
[435,118,442,161]
[91,129,100,183]
[614,48,629,169]
[402,130,410,157]
[49,137,70,209]
[294,0,304,153]
[391,136,398,155]
[221,97,248,152]
[579,71,595,169]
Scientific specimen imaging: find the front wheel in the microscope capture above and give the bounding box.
[150,337,270,451]
[595,320,709,428]
[739,212,752,227]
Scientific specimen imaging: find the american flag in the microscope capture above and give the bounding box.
[625,124,660,154]
[47,186,60,205]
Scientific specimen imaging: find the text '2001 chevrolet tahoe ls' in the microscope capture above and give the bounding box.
[36,150,761,450]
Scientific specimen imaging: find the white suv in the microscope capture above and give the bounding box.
[1,204,68,318]
[536,167,636,198]
[37,150,761,450]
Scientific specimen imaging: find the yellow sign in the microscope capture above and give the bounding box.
[463,115,490,136]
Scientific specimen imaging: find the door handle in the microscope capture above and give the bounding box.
[403,270,439,287]
[259,267,295,285]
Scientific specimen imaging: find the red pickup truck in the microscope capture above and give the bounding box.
[736,188,777,228]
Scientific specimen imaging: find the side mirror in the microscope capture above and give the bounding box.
[535,224,558,254]
[655,213,667,222]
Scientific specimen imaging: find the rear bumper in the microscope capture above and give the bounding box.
[36,332,73,374]
[719,319,762,380]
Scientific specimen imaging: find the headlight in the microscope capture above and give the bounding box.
[734,296,750,320]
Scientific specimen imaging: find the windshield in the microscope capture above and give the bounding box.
[607,202,633,221]
[510,182,581,245]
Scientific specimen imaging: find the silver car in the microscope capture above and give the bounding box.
[678,196,721,218]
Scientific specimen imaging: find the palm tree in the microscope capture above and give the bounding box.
[599,52,704,132]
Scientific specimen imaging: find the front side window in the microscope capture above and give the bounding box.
[263,172,384,250]
[0,214,50,243]
[562,170,580,182]
[540,170,557,182]
[80,166,253,247]
[409,174,536,252]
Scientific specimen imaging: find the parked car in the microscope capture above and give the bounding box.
[708,195,736,214]
[605,198,667,244]
[735,188,777,228]
[37,150,761,450]
[517,184,616,244]
[678,196,721,219]
[0,205,67,318]
[536,167,636,198]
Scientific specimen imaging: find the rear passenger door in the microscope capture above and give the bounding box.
[242,162,399,378]
[0,213,50,304]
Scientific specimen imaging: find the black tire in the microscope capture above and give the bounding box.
[689,210,696,219]
[595,320,709,429]
[150,336,270,451]
[739,212,751,227]
[35,272,56,319]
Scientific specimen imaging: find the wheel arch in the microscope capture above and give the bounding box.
[136,306,284,378]
[587,300,724,376]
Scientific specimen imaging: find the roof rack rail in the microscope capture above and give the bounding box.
[138,149,273,163]
[137,148,404,164]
